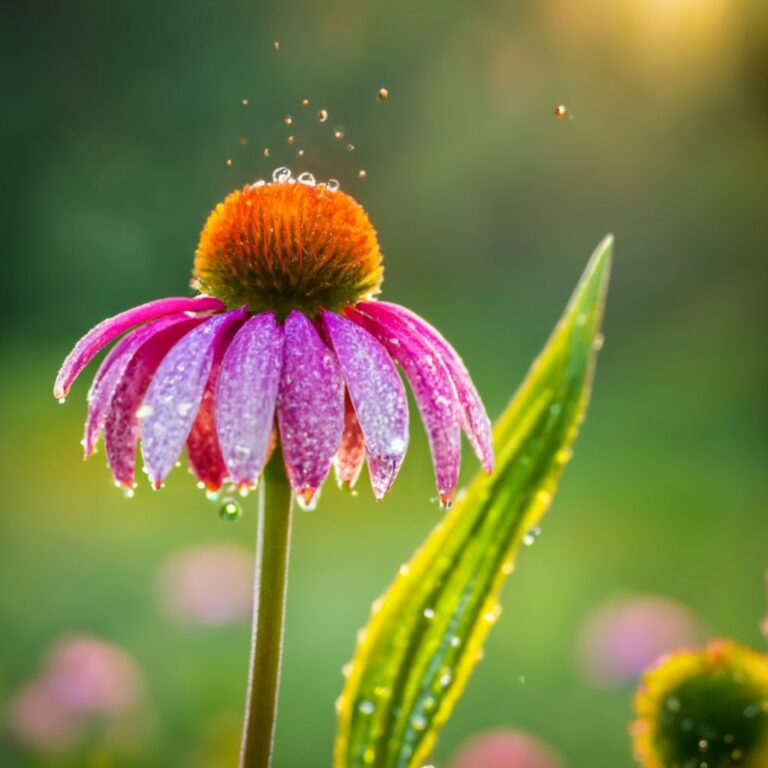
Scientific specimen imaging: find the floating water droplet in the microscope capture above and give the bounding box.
[358,169,367,179]
[301,98,310,107]
[263,148,270,158]
[242,98,250,106]
[226,158,233,167]
[296,149,305,158]
[297,172,316,186]
[377,87,389,102]
[346,143,355,152]
[326,178,340,192]
[286,135,295,145]
[283,115,293,126]
[333,125,345,139]
[518,675,527,685]
[358,700,375,715]
[744,705,758,719]
[698,740,709,752]
[272,167,292,183]
[554,104,567,118]
[219,498,242,522]
[272,41,280,51]
[123,486,135,499]
[317,109,329,123]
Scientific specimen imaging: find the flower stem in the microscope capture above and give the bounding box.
[240,448,294,768]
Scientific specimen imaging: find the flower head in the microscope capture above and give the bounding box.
[55,170,493,507]
[632,640,768,768]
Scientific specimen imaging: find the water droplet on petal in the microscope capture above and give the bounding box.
[272,167,292,183]
[297,172,316,186]
[219,498,242,522]
[423,607,435,620]
[358,700,375,715]
[136,404,153,419]
[325,178,340,192]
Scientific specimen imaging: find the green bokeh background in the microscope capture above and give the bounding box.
[2,1,767,766]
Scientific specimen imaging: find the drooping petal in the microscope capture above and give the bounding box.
[54,296,225,400]
[357,301,494,473]
[186,317,245,492]
[140,310,245,488]
[323,310,409,499]
[334,395,366,490]
[347,304,461,506]
[215,313,284,488]
[84,314,196,457]
[277,310,344,504]
[104,318,204,487]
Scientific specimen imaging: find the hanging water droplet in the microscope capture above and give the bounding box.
[272,167,292,183]
[358,700,375,715]
[377,87,389,102]
[283,115,293,126]
[317,109,329,123]
[296,488,320,512]
[297,172,316,186]
[333,125,345,139]
[122,486,135,499]
[219,498,242,522]
[57,397,66,405]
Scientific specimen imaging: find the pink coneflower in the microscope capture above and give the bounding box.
[54,168,493,508]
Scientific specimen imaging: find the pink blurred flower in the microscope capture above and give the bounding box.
[54,175,493,509]
[450,728,566,768]
[156,543,253,626]
[6,634,143,753]
[577,593,706,689]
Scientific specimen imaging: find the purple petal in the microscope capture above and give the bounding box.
[186,319,245,492]
[84,314,196,457]
[334,395,366,490]
[277,310,344,504]
[347,305,461,506]
[358,301,494,473]
[54,296,224,400]
[323,310,409,499]
[140,310,245,488]
[215,313,284,488]
[104,318,204,487]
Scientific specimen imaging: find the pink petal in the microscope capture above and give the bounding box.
[347,305,461,506]
[215,313,284,488]
[84,315,196,457]
[186,318,244,492]
[359,301,493,473]
[54,296,224,400]
[323,310,409,499]
[140,310,245,488]
[277,310,344,504]
[334,395,366,490]
[104,318,204,487]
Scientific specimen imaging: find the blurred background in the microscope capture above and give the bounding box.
[2,0,767,765]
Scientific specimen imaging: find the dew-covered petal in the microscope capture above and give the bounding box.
[186,318,244,492]
[215,313,284,487]
[54,296,224,400]
[104,318,203,487]
[140,310,245,488]
[84,315,195,457]
[323,310,409,499]
[358,301,493,473]
[347,304,461,505]
[334,395,366,490]
[277,310,344,503]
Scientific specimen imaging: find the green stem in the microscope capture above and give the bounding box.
[240,449,294,768]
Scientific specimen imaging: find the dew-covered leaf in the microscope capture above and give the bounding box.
[333,236,613,768]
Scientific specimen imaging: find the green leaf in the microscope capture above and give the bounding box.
[333,235,613,768]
